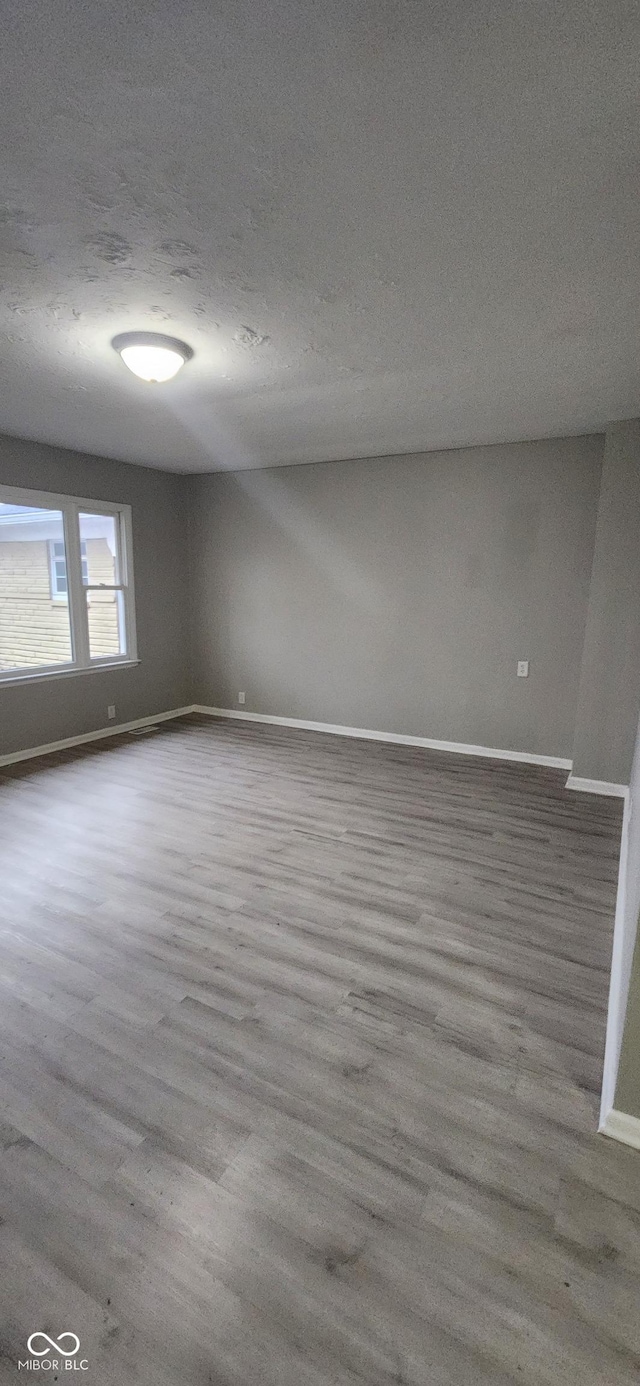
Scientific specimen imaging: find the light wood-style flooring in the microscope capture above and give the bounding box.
[0,714,636,1385]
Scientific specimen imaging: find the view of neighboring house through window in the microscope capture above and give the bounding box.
[0,488,136,679]
[50,539,88,597]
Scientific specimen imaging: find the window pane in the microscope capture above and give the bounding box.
[79,513,119,586]
[0,504,72,670]
[87,589,126,659]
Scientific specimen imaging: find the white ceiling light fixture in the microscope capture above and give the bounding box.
[112,331,194,382]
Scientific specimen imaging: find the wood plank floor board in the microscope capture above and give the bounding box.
[0,714,635,1384]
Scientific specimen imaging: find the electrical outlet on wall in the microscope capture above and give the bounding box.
[517,661,529,678]
[238,691,246,705]
[107,705,116,719]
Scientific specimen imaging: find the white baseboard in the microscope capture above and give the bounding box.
[565,774,628,798]
[0,702,575,772]
[600,1108,640,1151]
[191,706,573,769]
[0,706,193,769]
[3,703,630,790]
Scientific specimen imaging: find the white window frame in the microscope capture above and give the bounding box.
[0,484,138,685]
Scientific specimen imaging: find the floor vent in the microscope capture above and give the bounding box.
[128,725,161,736]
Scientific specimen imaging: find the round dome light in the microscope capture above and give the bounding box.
[112,332,193,382]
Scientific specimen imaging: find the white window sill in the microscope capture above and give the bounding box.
[0,659,140,689]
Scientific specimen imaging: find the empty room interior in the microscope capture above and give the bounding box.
[2,2,640,1382]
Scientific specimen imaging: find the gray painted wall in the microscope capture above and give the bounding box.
[0,434,191,756]
[572,420,640,785]
[189,436,603,759]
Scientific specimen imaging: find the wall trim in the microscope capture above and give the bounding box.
[599,785,634,1127]
[191,706,573,769]
[565,774,628,798]
[0,702,577,771]
[600,1107,640,1151]
[0,706,193,769]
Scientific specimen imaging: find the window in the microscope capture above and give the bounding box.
[50,539,88,597]
[0,486,137,682]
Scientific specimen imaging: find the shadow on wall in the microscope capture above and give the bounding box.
[224,466,388,614]
[170,389,390,612]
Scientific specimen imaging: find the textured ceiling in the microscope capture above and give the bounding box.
[1,0,639,473]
